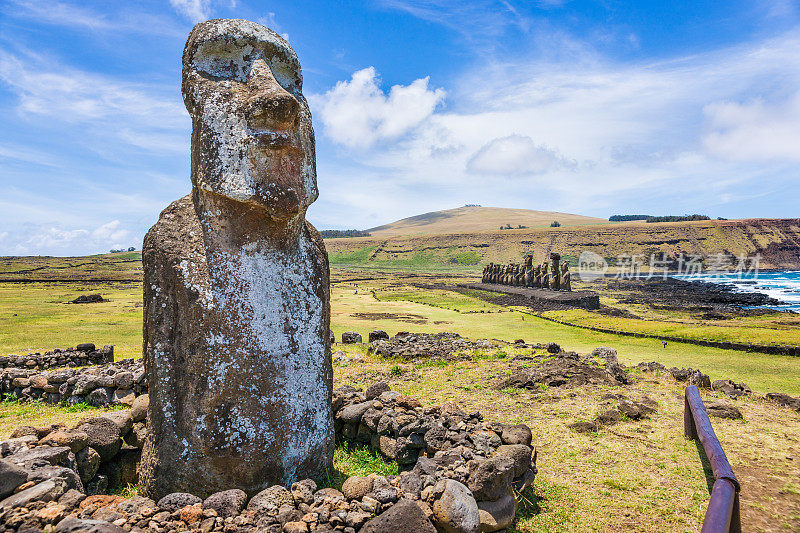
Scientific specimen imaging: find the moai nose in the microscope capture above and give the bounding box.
[245,58,299,130]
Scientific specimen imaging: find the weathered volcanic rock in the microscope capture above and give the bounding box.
[362,499,436,533]
[138,19,333,499]
[501,352,626,389]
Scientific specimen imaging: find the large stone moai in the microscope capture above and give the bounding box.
[561,262,572,291]
[551,252,561,291]
[139,19,333,500]
[541,261,550,289]
[524,254,533,287]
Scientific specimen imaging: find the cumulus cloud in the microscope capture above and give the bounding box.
[466,135,572,175]
[702,92,800,162]
[312,67,445,149]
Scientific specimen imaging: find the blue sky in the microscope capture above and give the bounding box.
[1,0,799,255]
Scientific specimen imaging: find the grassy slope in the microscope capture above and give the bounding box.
[365,206,607,236]
[2,272,800,393]
[327,218,800,271]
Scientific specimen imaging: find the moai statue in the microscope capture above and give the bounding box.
[541,261,550,289]
[551,252,561,291]
[533,264,541,288]
[493,263,500,283]
[561,262,572,291]
[482,263,490,283]
[139,20,333,499]
[507,264,515,285]
[524,254,534,287]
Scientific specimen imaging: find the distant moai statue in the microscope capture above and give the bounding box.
[524,254,534,287]
[541,261,550,289]
[139,20,333,499]
[513,264,522,286]
[561,262,572,291]
[533,264,541,288]
[551,252,561,291]
[482,263,491,283]
[492,263,500,283]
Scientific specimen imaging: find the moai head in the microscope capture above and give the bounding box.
[525,254,533,267]
[182,19,316,221]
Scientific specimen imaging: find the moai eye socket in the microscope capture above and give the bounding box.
[193,39,255,82]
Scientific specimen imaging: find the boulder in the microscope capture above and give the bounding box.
[75,446,101,483]
[467,456,515,501]
[157,492,201,512]
[78,418,122,460]
[342,331,363,344]
[365,381,391,400]
[494,444,532,478]
[7,445,72,466]
[369,330,390,343]
[203,489,248,518]
[247,485,294,514]
[54,516,127,533]
[130,394,149,422]
[41,430,89,453]
[341,476,373,501]
[0,479,66,510]
[362,498,437,533]
[0,459,29,498]
[706,401,743,420]
[477,489,517,532]
[431,479,480,533]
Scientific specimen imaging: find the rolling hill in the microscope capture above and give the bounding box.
[328,216,800,271]
[364,206,607,237]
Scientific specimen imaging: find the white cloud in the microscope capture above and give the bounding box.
[0,48,188,154]
[310,31,800,229]
[312,67,446,149]
[2,221,134,256]
[169,0,211,23]
[467,135,572,175]
[702,92,800,162]
[5,0,183,36]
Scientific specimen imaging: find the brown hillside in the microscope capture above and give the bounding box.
[328,218,800,270]
[365,206,606,237]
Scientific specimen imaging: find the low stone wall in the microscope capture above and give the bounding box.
[0,382,536,533]
[1,394,148,506]
[0,359,145,407]
[0,345,114,371]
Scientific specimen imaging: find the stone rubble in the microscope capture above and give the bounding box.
[0,346,113,371]
[0,383,536,533]
[1,359,145,408]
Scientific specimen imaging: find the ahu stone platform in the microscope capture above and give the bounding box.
[463,283,600,310]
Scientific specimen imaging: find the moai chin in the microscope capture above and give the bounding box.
[138,19,333,499]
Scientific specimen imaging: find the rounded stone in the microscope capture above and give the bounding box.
[78,418,121,461]
[341,476,374,500]
[500,424,532,446]
[495,444,532,478]
[362,499,436,533]
[431,479,480,533]
[157,492,202,512]
[477,490,516,532]
[342,331,363,344]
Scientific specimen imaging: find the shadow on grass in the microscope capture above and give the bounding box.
[320,441,399,492]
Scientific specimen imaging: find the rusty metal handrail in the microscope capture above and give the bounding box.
[684,385,742,533]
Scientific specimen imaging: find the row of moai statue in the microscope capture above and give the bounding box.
[482,252,572,291]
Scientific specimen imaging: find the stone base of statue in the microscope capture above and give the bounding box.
[462,282,600,310]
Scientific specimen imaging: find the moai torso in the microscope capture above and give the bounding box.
[541,262,550,289]
[139,20,333,499]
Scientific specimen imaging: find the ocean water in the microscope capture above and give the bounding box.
[672,270,800,313]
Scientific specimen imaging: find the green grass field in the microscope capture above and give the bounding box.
[1,262,799,531]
